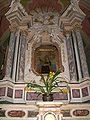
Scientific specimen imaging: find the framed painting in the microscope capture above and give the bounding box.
[34,45,59,74]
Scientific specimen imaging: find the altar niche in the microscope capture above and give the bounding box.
[34,45,59,74]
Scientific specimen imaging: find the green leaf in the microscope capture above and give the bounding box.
[26,71,61,95]
[32,83,45,94]
[40,74,46,85]
[48,71,60,94]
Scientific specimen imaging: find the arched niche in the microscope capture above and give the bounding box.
[32,44,64,74]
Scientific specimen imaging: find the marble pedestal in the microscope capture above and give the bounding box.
[36,101,63,120]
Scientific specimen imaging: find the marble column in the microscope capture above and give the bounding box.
[64,39,70,81]
[72,30,82,81]
[18,29,27,81]
[15,32,22,81]
[12,29,20,81]
[66,34,77,81]
[5,26,16,79]
[75,29,89,78]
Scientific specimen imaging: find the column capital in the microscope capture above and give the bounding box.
[20,28,28,36]
[65,31,71,38]
[71,0,80,6]
[72,24,82,31]
[9,24,18,33]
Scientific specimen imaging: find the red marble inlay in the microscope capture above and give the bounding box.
[53,92,68,100]
[82,87,88,97]
[7,87,13,98]
[0,87,6,96]
[72,89,80,98]
[26,92,42,100]
[26,92,68,100]
[15,90,23,98]
[8,110,25,117]
[73,109,89,116]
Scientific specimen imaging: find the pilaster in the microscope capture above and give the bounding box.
[64,34,70,81]
[66,34,77,81]
[5,24,17,80]
[61,0,88,81]
[12,29,21,82]
[72,30,82,81]
[18,28,28,81]
[75,29,89,78]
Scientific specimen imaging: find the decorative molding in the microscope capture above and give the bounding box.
[20,27,28,37]
[60,1,85,34]
[5,0,28,25]
[9,24,18,33]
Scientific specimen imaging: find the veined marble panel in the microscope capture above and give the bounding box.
[18,35,26,80]
[66,35,77,81]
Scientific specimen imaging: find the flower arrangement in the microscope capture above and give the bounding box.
[25,71,69,98]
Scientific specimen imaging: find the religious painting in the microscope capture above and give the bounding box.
[34,45,59,74]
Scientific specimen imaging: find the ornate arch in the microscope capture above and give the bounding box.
[30,35,64,74]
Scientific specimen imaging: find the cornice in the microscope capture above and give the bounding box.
[60,1,86,34]
[20,27,28,36]
[9,24,18,33]
[5,0,28,25]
